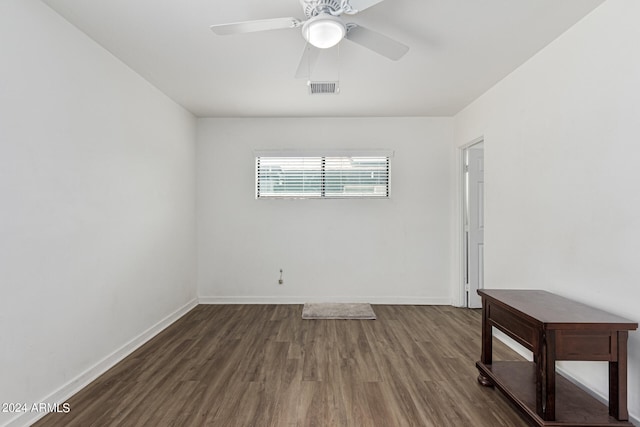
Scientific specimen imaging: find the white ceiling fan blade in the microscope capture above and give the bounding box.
[295,44,321,79]
[346,0,386,13]
[344,24,409,60]
[210,17,300,35]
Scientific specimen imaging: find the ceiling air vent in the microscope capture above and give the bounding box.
[308,81,340,95]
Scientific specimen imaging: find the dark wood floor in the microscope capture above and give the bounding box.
[35,305,529,427]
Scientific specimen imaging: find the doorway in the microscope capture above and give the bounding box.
[462,140,484,308]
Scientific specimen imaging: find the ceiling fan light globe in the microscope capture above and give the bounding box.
[302,16,345,49]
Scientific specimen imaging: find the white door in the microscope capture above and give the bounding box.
[466,147,484,308]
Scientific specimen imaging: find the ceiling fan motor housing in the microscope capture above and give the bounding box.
[300,0,343,18]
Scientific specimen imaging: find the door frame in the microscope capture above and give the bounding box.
[456,137,484,308]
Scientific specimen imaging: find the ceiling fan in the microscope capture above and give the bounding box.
[210,0,409,78]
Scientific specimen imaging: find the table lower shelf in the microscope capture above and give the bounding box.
[476,361,633,427]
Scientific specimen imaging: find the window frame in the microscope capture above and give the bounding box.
[255,150,393,200]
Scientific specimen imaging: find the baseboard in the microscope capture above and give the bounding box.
[198,296,452,305]
[493,330,534,361]
[6,298,198,427]
[493,332,640,426]
[554,366,640,426]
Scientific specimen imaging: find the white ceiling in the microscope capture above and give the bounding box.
[41,0,604,118]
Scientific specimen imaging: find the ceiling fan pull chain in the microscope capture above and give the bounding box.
[308,44,312,79]
[338,42,342,87]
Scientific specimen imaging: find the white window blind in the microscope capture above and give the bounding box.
[256,154,390,199]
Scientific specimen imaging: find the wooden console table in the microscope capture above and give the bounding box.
[476,289,637,427]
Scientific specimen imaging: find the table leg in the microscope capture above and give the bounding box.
[535,330,544,416]
[543,330,556,421]
[609,331,629,421]
[535,329,556,420]
[477,298,493,387]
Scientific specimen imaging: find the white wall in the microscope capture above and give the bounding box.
[454,0,640,420]
[197,117,454,304]
[0,1,197,425]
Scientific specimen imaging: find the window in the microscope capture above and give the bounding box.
[256,152,391,199]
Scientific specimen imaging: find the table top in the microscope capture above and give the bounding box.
[478,289,638,330]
